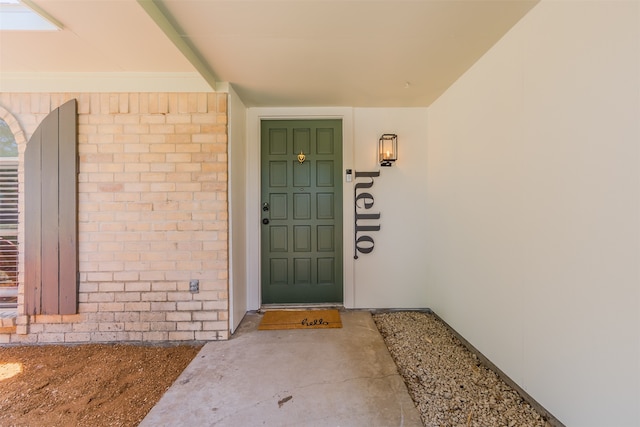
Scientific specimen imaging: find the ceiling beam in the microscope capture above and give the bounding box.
[21,0,65,30]
[137,0,218,90]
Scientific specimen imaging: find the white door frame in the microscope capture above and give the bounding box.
[246,107,355,310]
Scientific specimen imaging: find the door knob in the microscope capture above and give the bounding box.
[262,218,270,225]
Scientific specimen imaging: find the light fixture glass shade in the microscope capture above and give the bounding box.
[378,134,397,166]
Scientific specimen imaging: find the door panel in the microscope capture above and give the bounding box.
[270,194,287,219]
[293,162,311,186]
[261,119,343,304]
[317,226,334,251]
[270,227,288,252]
[269,161,287,187]
[317,193,334,219]
[293,193,311,219]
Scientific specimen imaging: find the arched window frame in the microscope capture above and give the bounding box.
[0,107,27,315]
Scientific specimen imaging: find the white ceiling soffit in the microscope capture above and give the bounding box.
[151,0,539,107]
[0,0,205,91]
[0,0,538,104]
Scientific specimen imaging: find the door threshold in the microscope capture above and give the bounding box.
[259,303,344,313]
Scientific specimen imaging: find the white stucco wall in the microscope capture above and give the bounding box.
[425,1,640,425]
[352,108,429,308]
[228,86,248,332]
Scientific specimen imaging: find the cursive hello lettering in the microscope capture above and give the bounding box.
[301,317,329,326]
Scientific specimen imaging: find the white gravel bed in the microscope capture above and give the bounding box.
[373,311,552,427]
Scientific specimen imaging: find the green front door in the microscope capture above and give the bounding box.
[261,119,343,304]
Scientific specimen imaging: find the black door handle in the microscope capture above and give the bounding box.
[262,218,270,225]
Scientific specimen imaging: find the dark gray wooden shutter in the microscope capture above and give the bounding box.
[24,99,78,315]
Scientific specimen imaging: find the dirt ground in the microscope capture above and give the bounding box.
[0,343,202,427]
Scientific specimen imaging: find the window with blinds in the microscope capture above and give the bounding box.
[0,119,18,309]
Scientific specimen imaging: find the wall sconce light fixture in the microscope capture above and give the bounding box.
[379,134,398,167]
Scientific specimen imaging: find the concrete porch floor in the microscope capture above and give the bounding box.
[141,310,423,426]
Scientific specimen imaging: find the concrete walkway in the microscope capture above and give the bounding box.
[141,310,423,427]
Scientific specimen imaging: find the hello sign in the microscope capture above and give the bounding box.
[353,171,381,259]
